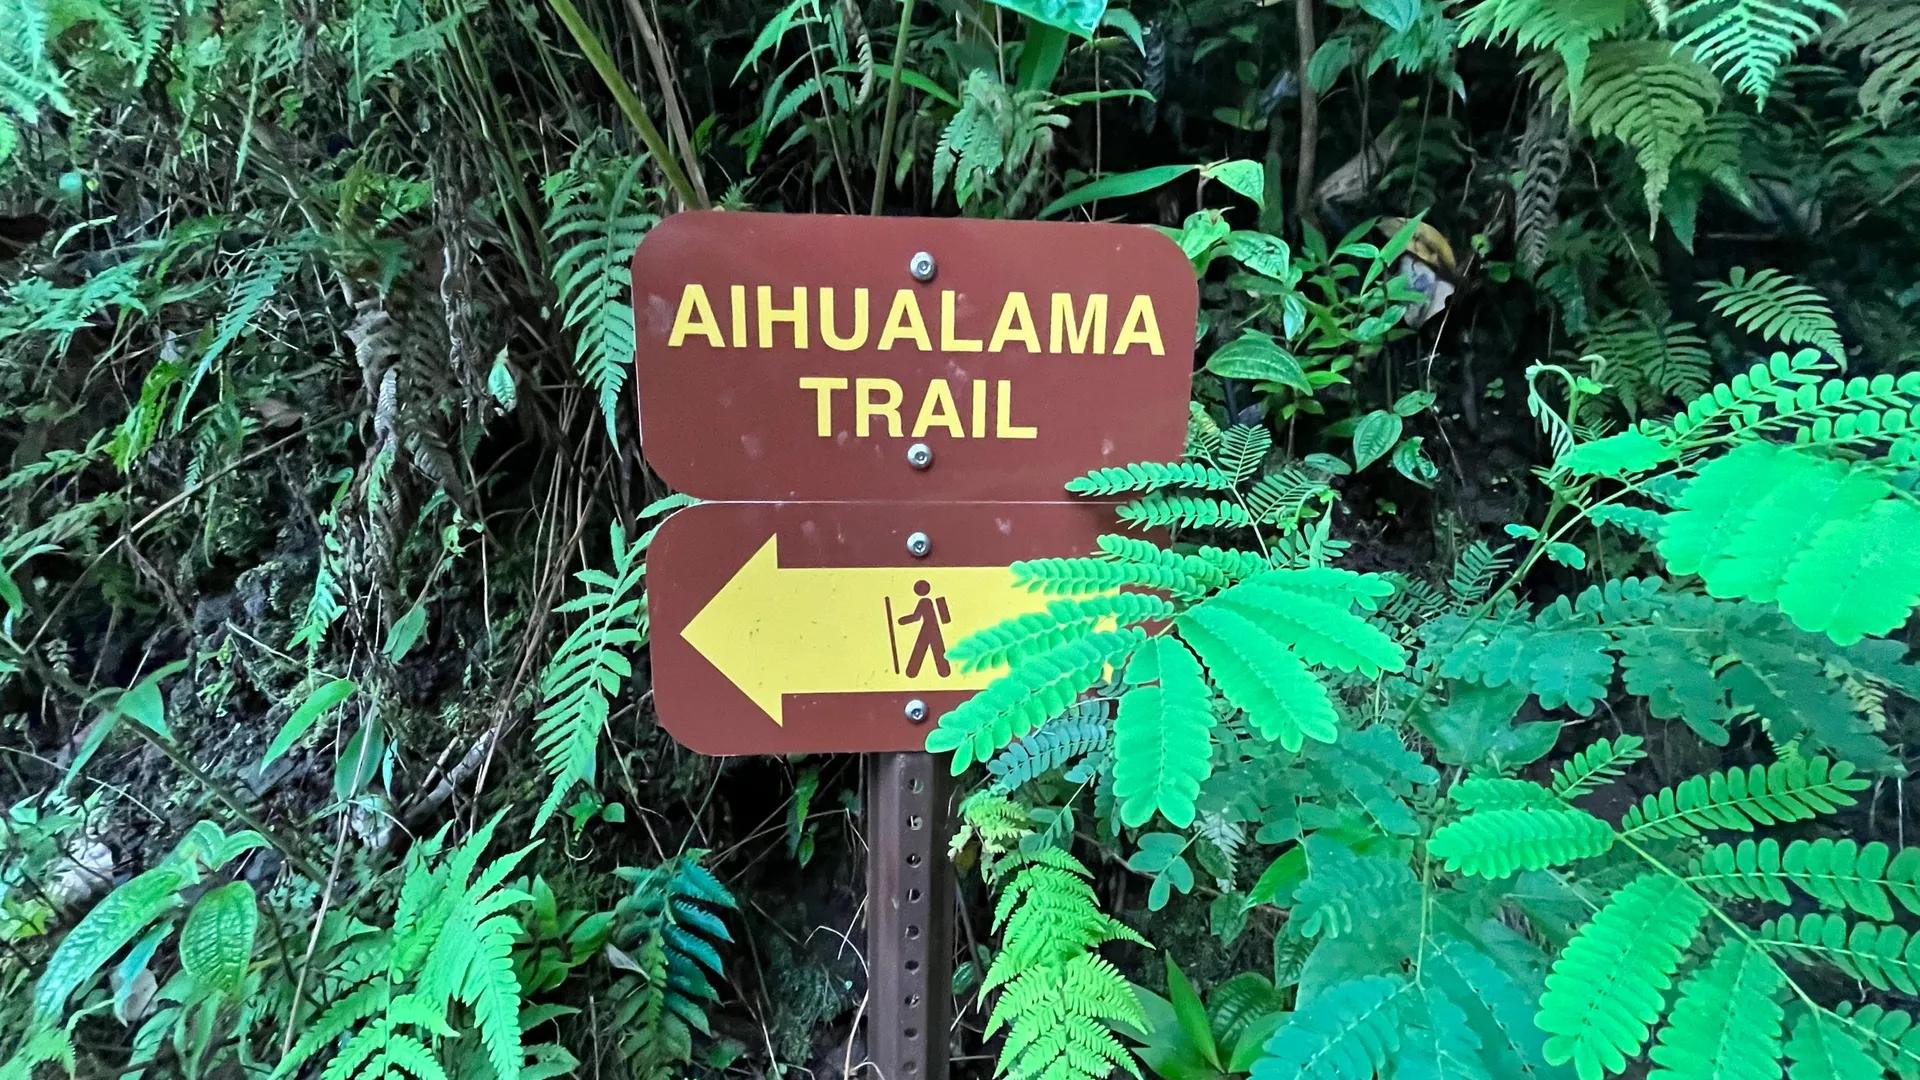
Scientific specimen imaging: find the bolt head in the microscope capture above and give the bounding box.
[908,251,936,282]
[906,442,933,469]
[904,699,929,723]
[906,531,931,558]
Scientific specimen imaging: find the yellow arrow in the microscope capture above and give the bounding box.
[680,535,1054,726]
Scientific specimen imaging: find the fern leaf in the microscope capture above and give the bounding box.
[544,151,657,444]
[530,523,648,830]
[986,707,1109,794]
[1429,806,1616,877]
[1449,777,1562,812]
[1646,938,1786,1080]
[1825,0,1920,125]
[1537,875,1708,1080]
[1759,913,1920,994]
[1217,424,1273,483]
[948,593,1177,673]
[175,242,303,427]
[1618,757,1869,839]
[1113,639,1215,828]
[1116,494,1254,530]
[1449,541,1516,605]
[1012,555,1206,597]
[1459,0,1636,101]
[1534,40,1722,213]
[926,630,1144,771]
[1551,734,1648,798]
[1785,1007,1881,1080]
[1179,603,1336,751]
[1066,461,1234,496]
[1692,837,1920,919]
[1699,267,1845,358]
[1672,0,1844,104]
[1250,975,1414,1080]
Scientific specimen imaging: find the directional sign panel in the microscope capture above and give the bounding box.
[631,211,1197,502]
[647,500,1113,754]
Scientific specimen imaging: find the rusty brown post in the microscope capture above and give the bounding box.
[865,751,953,1080]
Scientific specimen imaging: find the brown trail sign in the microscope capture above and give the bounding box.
[633,211,1195,1080]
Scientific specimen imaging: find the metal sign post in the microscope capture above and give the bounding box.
[632,211,1196,1080]
[865,753,953,1080]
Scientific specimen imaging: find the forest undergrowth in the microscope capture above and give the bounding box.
[3,0,1920,1077]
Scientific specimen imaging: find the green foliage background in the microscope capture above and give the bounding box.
[2,0,1920,1077]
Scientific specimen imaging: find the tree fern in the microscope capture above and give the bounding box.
[1113,638,1215,828]
[542,150,657,445]
[608,852,736,1080]
[530,521,650,831]
[1698,267,1844,359]
[1250,975,1414,1080]
[982,847,1147,1080]
[1672,0,1844,104]
[1645,939,1785,1080]
[1536,875,1708,1080]
[1618,757,1869,838]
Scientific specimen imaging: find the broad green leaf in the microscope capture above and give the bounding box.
[1392,438,1438,487]
[1039,164,1197,218]
[180,881,257,997]
[1352,410,1403,471]
[384,602,428,662]
[1202,159,1265,209]
[34,862,190,1018]
[260,678,357,775]
[1361,0,1420,32]
[1207,331,1311,392]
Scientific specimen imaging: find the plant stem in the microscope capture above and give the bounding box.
[546,0,706,210]
[1293,0,1319,230]
[870,0,918,214]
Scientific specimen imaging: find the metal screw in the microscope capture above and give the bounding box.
[904,699,929,724]
[906,531,931,558]
[908,251,936,282]
[906,443,933,470]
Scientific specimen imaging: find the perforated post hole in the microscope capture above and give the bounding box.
[865,752,953,1080]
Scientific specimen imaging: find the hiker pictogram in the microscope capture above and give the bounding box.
[889,581,952,678]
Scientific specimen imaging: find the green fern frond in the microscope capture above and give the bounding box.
[1098,534,1230,597]
[1785,1007,1881,1080]
[1659,441,1920,645]
[1115,494,1254,530]
[1830,1002,1920,1079]
[927,630,1144,771]
[1619,757,1869,838]
[1552,734,1649,798]
[1825,0,1920,125]
[1760,913,1920,994]
[530,522,649,831]
[1691,837,1920,919]
[1449,776,1562,812]
[1243,466,1335,527]
[1012,555,1206,597]
[1066,461,1234,496]
[1533,40,1723,214]
[1291,844,1418,938]
[948,593,1178,673]
[1459,0,1637,100]
[1646,938,1785,1080]
[1421,936,1556,1079]
[1199,569,1407,674]
[543,151,658,444]
[1699,267,1845,358]
[1448,541,1515,605]
[1538,875,1709,1080]
[1250,975,1414,1080]
[1428,806,1616,877]
[986,706,1110,794]
[1582,310,1714,416]
[611,851,737,1077]
[175,241,304,427]
[1113,638,1215,828]
[1672,0,1844,104]
[981,849,1146,1080]
[1215,424,1273,483]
